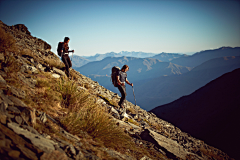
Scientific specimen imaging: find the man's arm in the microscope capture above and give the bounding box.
[125,78,133,86]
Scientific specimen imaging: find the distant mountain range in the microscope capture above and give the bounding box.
[74,56,191,83]
[150,68,240,160]
[73,47,240,111]
[72,51,184,67]
[131,56,240,110]
[82,51,158,60]
[150,53,188,62]
[71,55,90,68]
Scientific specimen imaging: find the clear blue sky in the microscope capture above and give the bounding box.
[0,0,239,56]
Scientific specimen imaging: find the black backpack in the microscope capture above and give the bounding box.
[111,66,120,87]
[57,42,64,56]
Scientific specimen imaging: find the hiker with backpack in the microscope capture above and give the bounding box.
[57,37,74,78]
[112,65,133,109]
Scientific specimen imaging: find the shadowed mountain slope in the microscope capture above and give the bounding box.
[150,68,240,159]
[170,47,240,67]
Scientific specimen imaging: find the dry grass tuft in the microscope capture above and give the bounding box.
[0,27,17,53]
[60,104,134,151]
[57,79,89,110]
[70,69,79,80]
[44,57,64,69]
[128,118,139,126]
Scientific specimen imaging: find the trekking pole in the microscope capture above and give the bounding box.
[132,85,138,117]
[132,86,136,106]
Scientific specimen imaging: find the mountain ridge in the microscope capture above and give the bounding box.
[74,56,191,83]
[170,47,240,67]
[72,51,186,67]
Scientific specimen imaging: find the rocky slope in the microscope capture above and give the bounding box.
[0,20,233,160]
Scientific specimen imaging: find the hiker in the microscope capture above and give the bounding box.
[116,65,133,108]
[59,37,74,78]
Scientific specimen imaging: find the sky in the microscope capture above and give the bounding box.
[0,0,239,56]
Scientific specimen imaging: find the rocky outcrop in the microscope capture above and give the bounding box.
[0,20,234,160]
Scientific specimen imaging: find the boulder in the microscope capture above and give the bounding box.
[140,129,199,160]
[8,122,56,153]
[8,96,28,108]
[0,90,14,106]
[8,86,26,99]
[0,101,7,112]
[17,73,37,88]
[109,106,120,119]
[0,53,4,61]
[40,150,68,160]
[36,63,45,71]
[21,64,39,74]
[60,130,80,142]
[0,112,7,124]
[0,123,39,160]
[11,24,31,35]
[7,106,21,114]
[52,67,66,76]
[52,73,60,79]
[140,156,153,160]
[102,148,136,160]
[115,119,142,134]
[8,150,21,159]
[0,75,7,89]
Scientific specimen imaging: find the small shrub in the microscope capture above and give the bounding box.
[61,104,134,151]
[98,94,119,108]
[1,53,21,73]
[57,79,89,109]
[0,27,17,53]
[128,118,139,126]
[36,78,50,88]
[70,69,79,80]
[44,57,64,69]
